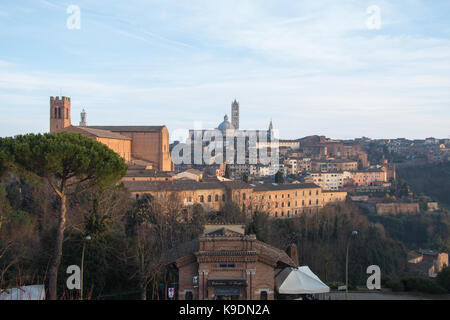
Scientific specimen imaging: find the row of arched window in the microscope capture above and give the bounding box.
[199,194,226,203]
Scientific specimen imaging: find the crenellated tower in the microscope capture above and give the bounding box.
[50,96,71,133]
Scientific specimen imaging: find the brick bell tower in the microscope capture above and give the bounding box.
[50,96,71,133]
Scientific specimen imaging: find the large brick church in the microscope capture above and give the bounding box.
[49,96,173,171]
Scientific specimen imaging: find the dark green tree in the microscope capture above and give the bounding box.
[0,132,127,299]
[217,201,245,223]
[224,164,231,179]
[275,169,284,184]
[437,266,450,293]
[246,211,269,242]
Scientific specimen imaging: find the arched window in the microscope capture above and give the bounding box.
[200,195,204,202]
[185,291,193,300]
[208,195,212,202]
[58,107,61,119]
[222,194,225,201]
[260,291,268,300]
[54,108,57,118]
[215,194,219,201]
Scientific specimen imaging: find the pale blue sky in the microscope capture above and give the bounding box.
[1,0,449,140]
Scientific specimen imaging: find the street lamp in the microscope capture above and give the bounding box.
[345,230,358,300]
[80,235,91,300]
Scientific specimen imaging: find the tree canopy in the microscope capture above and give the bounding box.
[0,132,127,193]
[0,132,127,299]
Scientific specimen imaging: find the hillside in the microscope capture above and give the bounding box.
[397,162,450,208]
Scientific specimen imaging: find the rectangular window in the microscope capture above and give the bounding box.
[219,263,235,268]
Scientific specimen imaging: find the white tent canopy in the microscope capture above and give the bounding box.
[275,266,330,294]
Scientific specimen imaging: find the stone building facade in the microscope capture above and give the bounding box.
[49,96,173,171]
[162,225,296,300]
[124,180,347,217]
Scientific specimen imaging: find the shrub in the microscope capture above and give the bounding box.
[437,266,450,293]
[401,276,446,294]
[385,279,404,292]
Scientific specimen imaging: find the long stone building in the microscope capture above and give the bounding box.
[49,96,173,171]
[124,180,347,217]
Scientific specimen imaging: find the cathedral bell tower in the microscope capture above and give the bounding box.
[231,99,239,130]
[50,96,71,133]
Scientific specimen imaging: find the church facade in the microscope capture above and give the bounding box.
[49,96,173,171]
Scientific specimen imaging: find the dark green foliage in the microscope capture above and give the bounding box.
[384,279,404,292]
[191,203,206,226]
[244,203,407,285]
[397,162,450,207]
[84,199,111,239]
[368,212,450,252]
[224,164,231,179]
[274,170,284,184]
[0,132,128,189]
[246,211,269,242]
[0,132,127,299]
[401,276,446,294]
[437,266,450,293]
[214,201,246,223]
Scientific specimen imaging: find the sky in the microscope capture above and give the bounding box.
[0,0,449,140]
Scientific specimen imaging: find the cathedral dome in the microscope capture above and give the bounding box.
[217,114,235,131]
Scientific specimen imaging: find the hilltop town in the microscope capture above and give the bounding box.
[40,95,450,298]
[0,95,449,301]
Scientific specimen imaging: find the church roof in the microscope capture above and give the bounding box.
[87,125,165,132]
[63,126,131,140]
[122,180,252,193]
